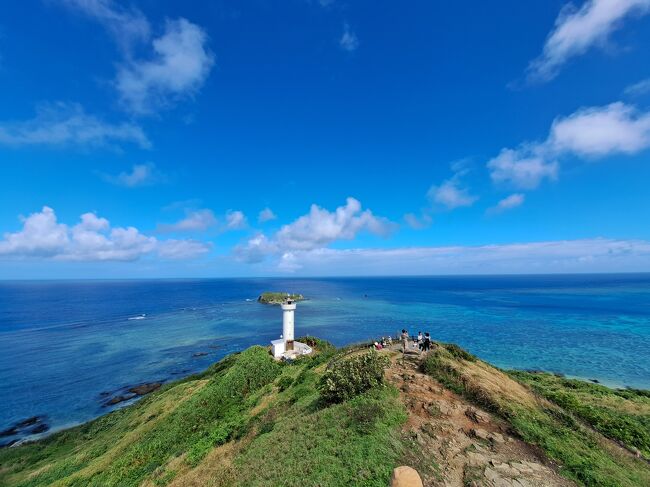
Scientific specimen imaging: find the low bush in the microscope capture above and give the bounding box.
[318,351,390,404]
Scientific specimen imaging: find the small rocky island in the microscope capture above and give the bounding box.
[257,292,304,305]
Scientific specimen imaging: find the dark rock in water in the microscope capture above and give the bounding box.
[193,352,208,357]
[29,424,49,434]
[104,393,137,407]
[128,382,162,396]
[17,416,42,428]
[99,391,111,397]
[0,427,18,437]
[1,416,46,437]
[590,379,600,384]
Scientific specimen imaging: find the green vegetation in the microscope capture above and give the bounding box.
[3,338,649,487]
[0,340,405,487]
[509,370,650,459]
[257,292,304,305]
[318,350,390,404]
[422,344,650,487]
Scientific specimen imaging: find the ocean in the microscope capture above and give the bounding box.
[1,274,649,443]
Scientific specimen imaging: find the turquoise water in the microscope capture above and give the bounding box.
[1,274,649,443]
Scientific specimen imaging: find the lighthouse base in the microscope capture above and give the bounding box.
[270,339,313,360]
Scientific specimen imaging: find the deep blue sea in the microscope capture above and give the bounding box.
[1,274,650,443]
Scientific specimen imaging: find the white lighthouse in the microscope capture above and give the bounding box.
[281,300,296,350]
[271,298,313,359]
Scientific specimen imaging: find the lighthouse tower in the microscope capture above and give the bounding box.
[281,299,296,350]
[270,297,313,359]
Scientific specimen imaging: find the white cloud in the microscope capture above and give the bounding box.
[0,206,208,261]
[225,210,247,230]
[624,77,650,96]
[487,193,526,214]
[157,209,218,233]
[339,23,359,51]
[404,213,432,230]
[488,102,650,189]
[527,0,650,82]
[103,162,163,187]
[236,197,394,263]
[158,239,211,259]
[0,102,150,150]
[549,102,650,157]
[428,179,478,209]
[116,18,214,115]
[258,207,277,223]
[59,0,150,53]
[249,238,650,275]
[487,148,559,189]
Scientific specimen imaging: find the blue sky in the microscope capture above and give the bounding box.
[1,0,650,278]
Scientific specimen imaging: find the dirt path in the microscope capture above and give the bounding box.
[385,350,574,487]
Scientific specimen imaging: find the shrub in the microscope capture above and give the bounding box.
[318,351,390,404]
[276,375,294,392]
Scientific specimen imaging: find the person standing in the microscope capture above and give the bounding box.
[401,329,409,353]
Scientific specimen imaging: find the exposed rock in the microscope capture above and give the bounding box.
[1,416,47,437]
[390,466,423,487]
[469,428,490,441]
[104,393,137,406]
[16,416,42,428]
[29,424,49,434]
[193,352,208,357]
[465,407,490,424]
[0,427,18,437]
[489,432,506,444]
[128,383,162,396]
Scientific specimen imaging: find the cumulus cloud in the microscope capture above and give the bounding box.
[624,77,650,96]
[488,102,650,189]
[103,162,163,187]
[428,163,478,210]
[225,210,247,230]
[251,238,650,275]
[116,18,214,115]
[404,213,433,230]
[339,23,359,51]
[0,206,208,261]
[0,102,150,150]
[428,178,478,209]
[549,102,650,156]
[236,197,394,263]
[487,193,526,214]
[157,209,218,233]
[258,207,277,223]
[527,0,650,83]
[488,148,559,189]
[59,0,150,53]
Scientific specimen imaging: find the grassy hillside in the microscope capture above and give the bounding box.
[0,339,407,487]
[421,343,650,486]
[1,339,649,486]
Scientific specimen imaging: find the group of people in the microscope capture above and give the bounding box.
[401,329,431,353]
[373,329,432,353]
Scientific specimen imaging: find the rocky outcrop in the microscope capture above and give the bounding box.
[0,416,49,445]
[390,466,423,487]
[104,382,162,407]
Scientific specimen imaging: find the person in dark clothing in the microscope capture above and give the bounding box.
[421,332,431,352]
